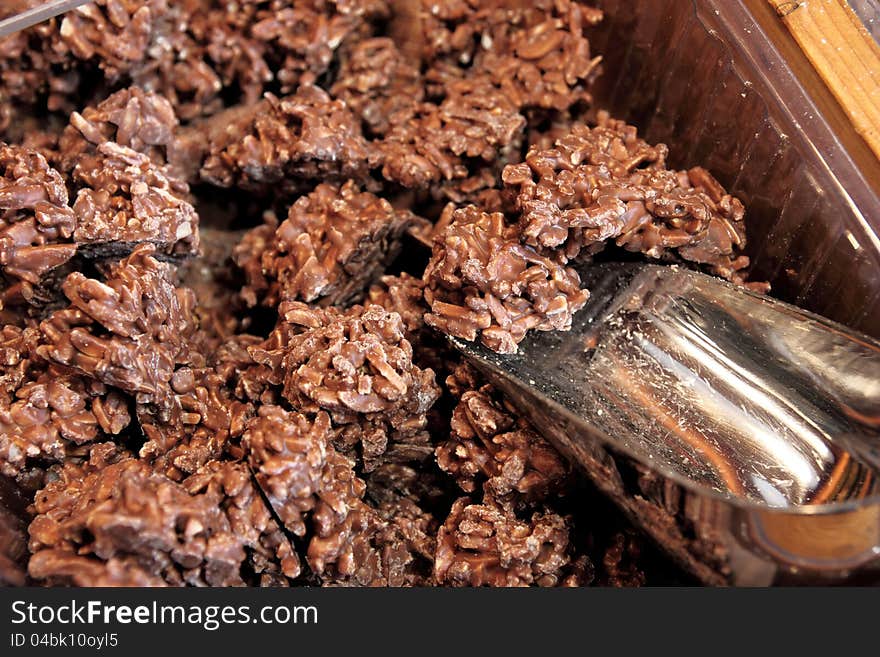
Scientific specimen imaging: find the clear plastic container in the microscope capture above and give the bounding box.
[587,0,880,337]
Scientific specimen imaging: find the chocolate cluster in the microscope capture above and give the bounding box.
[0,0,763,587]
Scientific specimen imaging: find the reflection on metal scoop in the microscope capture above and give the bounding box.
[451,262,880,585]
[0,1,92,40]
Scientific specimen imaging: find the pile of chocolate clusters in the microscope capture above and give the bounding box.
[0,0,760,587]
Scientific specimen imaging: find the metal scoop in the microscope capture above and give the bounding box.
[0,0,91,39]
[451,262,880,585]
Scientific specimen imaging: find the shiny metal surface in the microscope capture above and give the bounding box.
[0,1,92,39]
[452,262,880,585]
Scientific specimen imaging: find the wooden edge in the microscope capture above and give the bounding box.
[768,0,880,163]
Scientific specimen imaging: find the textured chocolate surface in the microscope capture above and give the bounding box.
[249,302,440,472]
[434,495,578,587]
[0,0,758,588]
[503,112,754,283]
[200,85,377,195]
[28,457,298,586]
[234,181,421,308]
[0,144,77,307]
[424,206,590,353]
[71,142,200,258]
[58,86,183,176]
[438,375,569,502]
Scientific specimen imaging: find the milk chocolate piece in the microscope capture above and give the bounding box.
[71,141,199,258]
[200,85,377,196]
[424,206,589,353]
[0,362,130,477]
[250,302,440,471]
[244,404,426,585]
[55,0,165,80]
[404,0,603,111]
[331,37,423,137]
[434,495,577,587]
[438,379,569,502]
[58,86,182,176]
[37,244,196,414]
[0,143,77,306]
[28,457,298,586]
[253,0,389,95]
[378,76,526,199]
[234,181,421,308]
[503,112,753,282]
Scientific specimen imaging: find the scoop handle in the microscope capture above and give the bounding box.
[0,0,92,39]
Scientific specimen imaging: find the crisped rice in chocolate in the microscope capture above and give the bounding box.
[0,362,130,477]
[462,0,604,112]
[180,459,300,584]
[251,302,440,471]
[0,1,164,115]
[252,0,390,95]
[434,495,576,587]
[366,273,452,372]
[128,2,265,121]
[128,0,388,121]
[200,85,377,196]
[331,37,423,137]
[243,406,337,538]
[366,463,441,577]
[37,244,196,415]
[243,405,426,585]
[28,457,297,586]
[55,0,166,81]
[70,141,199,258]
[423,206,590,353]
[0,4,68,110]
[58,86,183,176]
[402,0,603,110]
[234,181,422,308]
[0,143,77,307]
[140,363,251,482]
[502,112,753,283]
[438,374,568,502]
[378,76,526,201]
[0,0,764,589]
[28,552,171,587]
[367,273,429,340]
